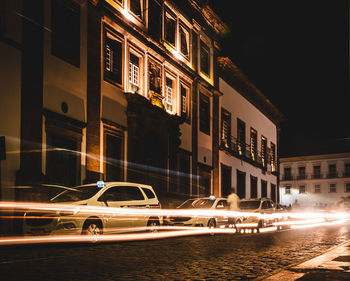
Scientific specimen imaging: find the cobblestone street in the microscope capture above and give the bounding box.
[1,224,350,280]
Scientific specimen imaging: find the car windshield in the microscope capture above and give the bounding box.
[177,199,215,209]
[50,185,101,203]
[239,200,261,210]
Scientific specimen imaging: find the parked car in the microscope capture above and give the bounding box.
[23,181,161,236]
[238,198,278,231]
[163,196,229,228]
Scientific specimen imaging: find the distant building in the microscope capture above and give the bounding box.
[279,153,350,208]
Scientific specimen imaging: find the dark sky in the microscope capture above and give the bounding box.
[210,0,350,157]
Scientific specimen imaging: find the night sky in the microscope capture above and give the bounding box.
[210,0,350,157]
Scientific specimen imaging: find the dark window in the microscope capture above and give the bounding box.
[216,200,227,209]
[142,187,155,199]
[148,0,162,40]
[299,185,305,194]
[221,164,231,197]
[102,186,144,201]
[0,0,5,34]
[329,183,336,193]
[284,167,292,180]
[298,166,306,179]
[237,169,246,199]
[313,165,321,178]
[345,163,350,177]
[199,93,210,135]
[179,23,189,57]
[51,0,80,67]
[130,0,144,21]
[105,133,123,181]
[164,10,176,46]
[221,109,231,148]
[237,119,246,155]
[250,128,257,160]
[200,40,210,76]
[261,136,267,167]
[104,31,123,85]
[328,164,337,178]
[271,183,276,202]
[314,184,321,193]
[261,180,267,198]
[250,175,257,198]
[345,183,350,193]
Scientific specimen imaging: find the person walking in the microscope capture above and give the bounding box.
[227,188,240,228]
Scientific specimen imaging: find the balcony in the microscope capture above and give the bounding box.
[220,136,277,173]
[282,175,293,181]
[326,173,338,179]
[311,174,322,179]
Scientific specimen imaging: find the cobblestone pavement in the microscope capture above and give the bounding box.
[0,224,350,281]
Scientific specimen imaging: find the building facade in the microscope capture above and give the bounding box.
[0,0,283,206]
[279,153,350,208]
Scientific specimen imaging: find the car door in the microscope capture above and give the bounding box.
[215,199,228,226]
[261,200,274,225]
[98,185,143,232]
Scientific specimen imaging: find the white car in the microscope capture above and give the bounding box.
[23,181,161,236]
[163,196,229,228]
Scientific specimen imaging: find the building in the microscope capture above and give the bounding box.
[279,153,350,208]
[0,0,284,208]
[218,58,285,201]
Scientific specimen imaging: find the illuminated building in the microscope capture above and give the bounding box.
[279,153,350,208]
[0,0,283,207]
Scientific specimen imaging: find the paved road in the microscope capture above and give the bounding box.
[1,224,350,280]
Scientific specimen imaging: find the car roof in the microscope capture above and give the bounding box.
[73,182,154,189]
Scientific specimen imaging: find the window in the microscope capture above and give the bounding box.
[237,119,246,155]
[180,83,190,121]
[129,0,145,21]
[261,180,267,198]
[164,9,176,46]
[285,185,291,194]
[221,109,231,148]
[299,185,305,194]
[270,142,276,171]
[128,52,140,92]
[250,128,257,160]
[102,186,144,201]
[329,183,336,193]
[328,164,337,178]
[104,31,123,85]
[345,183,350,193]
[261,136,267,167]
[165,76,174,112]
[179,23,190,58]
[345,163,350,177]
[200,40,210,76]
[142,187,155,199]
[298,166,306,179]
[284,167,292,180]
[313,165,321,179]
[51,0,80,67]
[199,93,210,135]
[314,184,321,193]
[0,0,5,34]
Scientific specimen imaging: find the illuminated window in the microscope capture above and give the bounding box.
[104,31,123,85]
[165,76,174,112]
[200,40,210,76]
[180,83,190,121]
[329,183,336,193]
[128,52,140,92]
[261,136,267,167]
[285,185,291,194]
[164,10,176,46]
[221,109,231,148]
[270,142,276,171]
[129,0,145,21]
[299,185,305,194]
[314,184,321,193]
[51,0,80,67]
[199,93,210,135]
[179,23,189,58]
[345,183,350,193]
[250,128,257,160]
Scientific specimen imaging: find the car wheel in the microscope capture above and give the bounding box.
[82,219,103,237]
[147,219,160,232]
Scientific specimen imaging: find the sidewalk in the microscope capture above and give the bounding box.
[265,240,350,280]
